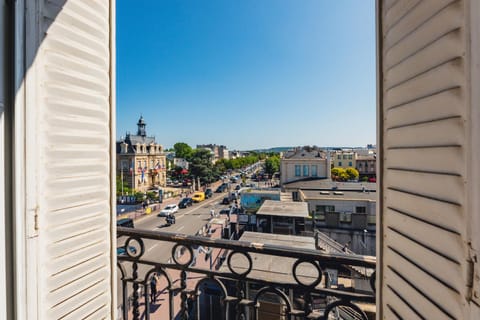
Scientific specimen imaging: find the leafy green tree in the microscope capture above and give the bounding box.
[189,149,215,184]
[331,167,359,181]
[340,171,350,181]
[116,175,133,196]
[346,167,360,180]
[134,191,145,203]
[213,154,262,174]
[173,142,193,159]
[264,155,280,175]
[214,158,227,174]
[331,167,345,181]
[146,191,157,202]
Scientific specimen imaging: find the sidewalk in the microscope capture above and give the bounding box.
[126,215,230,319]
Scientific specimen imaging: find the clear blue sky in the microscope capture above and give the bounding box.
[116,1,376,150]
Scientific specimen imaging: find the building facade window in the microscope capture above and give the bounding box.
[316,205,335,213]
[303,165,309,176]
[295,165,301,177]
[337,155,341,160]
[311,165,318,177]
[356,206,366,213]
[349,161,352,166]
[339,161,342,166]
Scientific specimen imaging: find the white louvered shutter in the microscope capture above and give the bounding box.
[379,0,480,319]
[27,1,115,319]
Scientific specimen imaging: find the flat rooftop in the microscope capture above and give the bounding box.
[219,232,318,284]
[256,200,309,218]
[301,189,376,201]
[219,232,375,287]
[283,180,376,192]
[241,189,280,195]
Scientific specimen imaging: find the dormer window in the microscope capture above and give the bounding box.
[121,142,128,154]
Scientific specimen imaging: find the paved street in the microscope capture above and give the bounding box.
[116,170,269,318]
[116,183,236,317]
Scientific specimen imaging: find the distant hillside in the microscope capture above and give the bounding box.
[250,146,294,153]
[248,146,374,153]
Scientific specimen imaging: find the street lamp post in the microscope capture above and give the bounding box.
[120,167,124,196]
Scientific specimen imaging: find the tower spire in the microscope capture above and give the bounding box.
[137,115,146,137]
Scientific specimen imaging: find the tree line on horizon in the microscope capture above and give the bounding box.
[171,142,280,185]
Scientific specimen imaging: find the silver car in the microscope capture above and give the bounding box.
[158,204,179,217]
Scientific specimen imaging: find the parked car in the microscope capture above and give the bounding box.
[117,218,134,228]
[215,182,228,193]
[178,197,193,208]
[235,185,241,191]
[220,207,242,215]
[158,204,179,217]
[222,197,231,205]
[192,192,206,202]
[205,188,213,198]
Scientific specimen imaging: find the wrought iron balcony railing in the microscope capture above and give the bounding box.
[117,227,376,320]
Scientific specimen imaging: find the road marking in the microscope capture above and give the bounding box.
[176,226,185,232]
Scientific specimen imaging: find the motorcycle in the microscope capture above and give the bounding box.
[165,215,176,226]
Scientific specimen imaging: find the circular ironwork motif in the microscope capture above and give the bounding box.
[323,300,368,320]
[171,244,194,267]
[125,236,145,259]
[227,251,253,277]
[292,259,322,288]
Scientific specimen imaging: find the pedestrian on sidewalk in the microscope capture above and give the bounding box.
[210,209,215,219]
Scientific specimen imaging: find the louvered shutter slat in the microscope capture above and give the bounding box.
[34,0,114,319]
[380,0,470,318]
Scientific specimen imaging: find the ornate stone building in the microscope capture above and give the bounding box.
[116,116,167,192]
